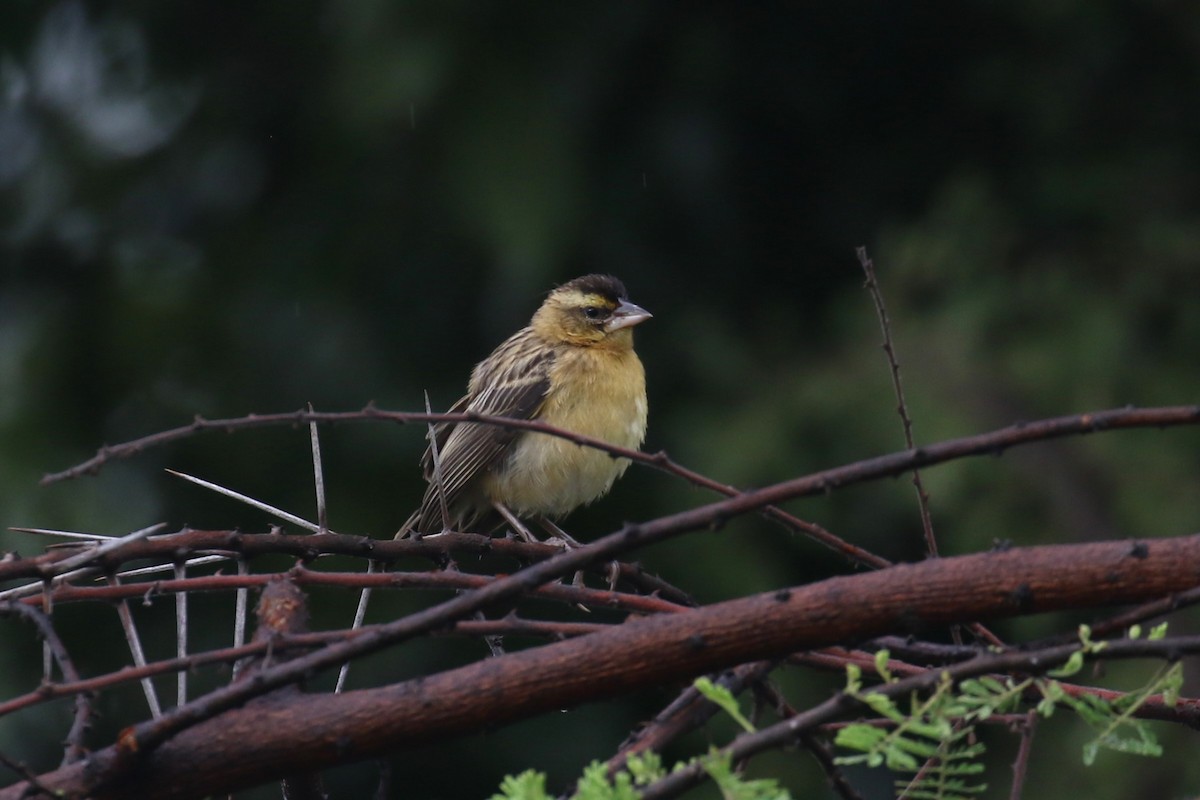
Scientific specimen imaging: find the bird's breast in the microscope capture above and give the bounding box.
[484,347,647,518]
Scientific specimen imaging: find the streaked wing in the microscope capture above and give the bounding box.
[416,328,553,530]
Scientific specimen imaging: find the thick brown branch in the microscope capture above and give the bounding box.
[11,533,1200,800]
[0,617,606,721]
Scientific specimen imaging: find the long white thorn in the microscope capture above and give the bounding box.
[175,561,188,707]
[109,574,162,719]
[164,469,321,533]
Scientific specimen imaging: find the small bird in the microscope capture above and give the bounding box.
[401,274,651,539]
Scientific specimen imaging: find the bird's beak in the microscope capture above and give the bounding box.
[605,300,653,332]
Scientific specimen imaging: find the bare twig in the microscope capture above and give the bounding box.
[24,565,689,617]
[606,661,777,774]
[38,405,1200,570]
[858,246,971,648]
[1009,710,1037,800]
[798,731,866,800]
[1070,583,1200,642]
[3,527,697,609]
[0,601,92,765]
[747,677,865,800]
[856,246,938,559]
[0,750,58,798]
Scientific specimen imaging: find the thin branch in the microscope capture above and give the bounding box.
[0,601,92,765]
[1009,710,1037,800]
[41,407,1200,498]
[41,405,1195,531]
[24,566,689,617]
[3,527,696,607]
[1073,583,1200,641]
[0,750,58,799]
[606,661,777,774]
[749,675,865,800]
[856,246,938,561]
[797,731,866,800]
[42,405,1200,568]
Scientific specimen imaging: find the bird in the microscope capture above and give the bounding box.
[399,274,651,539]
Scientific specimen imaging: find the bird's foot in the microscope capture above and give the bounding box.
[493,502,540,543]
[534,517,583,548]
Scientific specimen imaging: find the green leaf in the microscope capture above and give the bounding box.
[845,662,863,693]
[1048,650,1085,677]
[574,762,616,800]
[1162,663,1183,707]
[491,769,548,800]
[875,649,895,682]
[701,750,792,800]
[862,692,903,719]
[694,677,756,733]
[889,735,940,758]
[625,752,665,785]
[883,747,920,771]
[834,723,889,752]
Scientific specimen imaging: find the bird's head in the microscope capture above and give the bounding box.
[532,274,652,349]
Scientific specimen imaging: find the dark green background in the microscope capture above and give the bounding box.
[2,2,1198,797]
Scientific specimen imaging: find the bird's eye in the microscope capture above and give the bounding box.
[583,306,607,320]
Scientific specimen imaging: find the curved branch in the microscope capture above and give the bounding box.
[36,404,1200,568]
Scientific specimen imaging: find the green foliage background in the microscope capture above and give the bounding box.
[2,2,1198,797]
